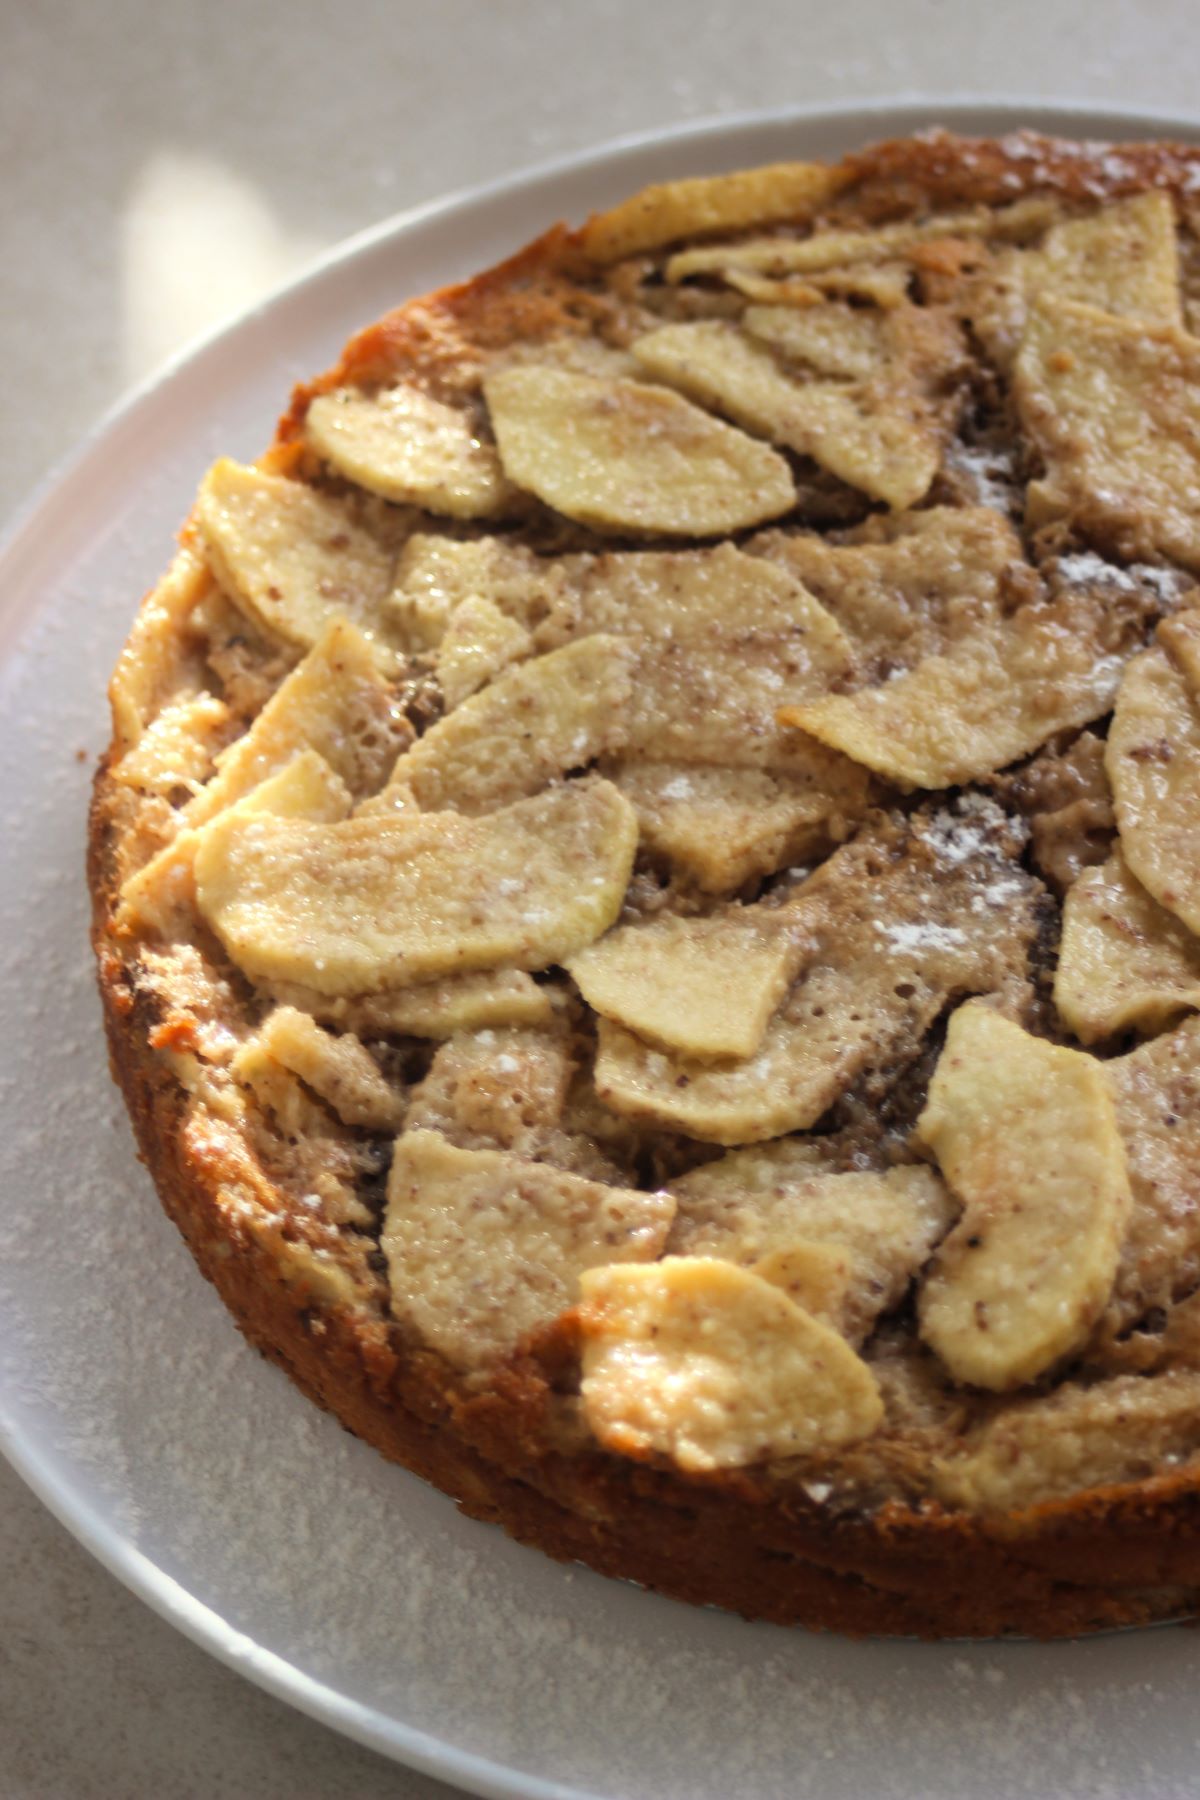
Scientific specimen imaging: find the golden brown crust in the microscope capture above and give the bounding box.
[839,130,1200,218]
[90,129,1200,1639]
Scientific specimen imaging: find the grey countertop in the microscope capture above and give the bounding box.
[3,2,1197,1793]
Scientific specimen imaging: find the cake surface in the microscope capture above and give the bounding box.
[89,129,1200,1638]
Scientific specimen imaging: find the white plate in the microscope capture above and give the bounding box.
[3,99,1200,1800]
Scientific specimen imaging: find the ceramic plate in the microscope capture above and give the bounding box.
[3,100,1199,1800]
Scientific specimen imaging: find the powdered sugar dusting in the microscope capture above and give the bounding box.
[1056,552,1195,611]
[915,793,1025,870]
[1130,565,1195,607]
[876,921,967,955]
[944,442,1017,513]
[1056,551,1141,594]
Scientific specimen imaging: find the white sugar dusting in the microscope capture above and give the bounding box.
[1131,565,1195,606]
[944,442,1016,513]
[971,875,1029,914]
[1051,552,1193,606]
[876,921,967,955]
[1056,551,1140,593]
[915,794,1022,869]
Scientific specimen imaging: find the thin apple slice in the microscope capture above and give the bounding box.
[483,364,796,536]
[118,748,352,936]
[184,619,407,826]
[194,458,400,658]
[1031,192,1182,326]
[579,162,844,262]
[974,192,1183,370]
[568,905,809,1061]
[193,777,638,994]
[662,209,993,282]
[782,585,1128,791]
[569,545,855,771]
[749,504,1021,673]
[671,1153,953,1344]
[1054,849,1200,1044]
[1107,641,1200,936]
[593,804,1039,1143]
[578,1257,883,1471]
[382,1130,674,1369]
[1103,1016,1200,1331]
[743,300,890,380]
[387,634,632,813]
[633,321,939,512]
[917,1002,1130,1391]
[935,1367,1200,1513]
[725,262,912,309]
[1158,608,1200,695]
[112,691,232,798]
[237,1006,405,1131]
[386,532,570,649]
[266,967,556,1040]
[305,384,512,518]
[607,758,870,893]
[434,596,532,710]
[1016,299,1200,571]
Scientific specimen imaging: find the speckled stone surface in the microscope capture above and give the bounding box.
[2,2,1198,1793]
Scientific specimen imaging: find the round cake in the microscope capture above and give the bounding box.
[90,129,1200,1638]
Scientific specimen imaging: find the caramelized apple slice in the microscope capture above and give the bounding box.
[387,634,632,814]
[483,364,796,536]
[578,1257,883,1471]
[579,162,843,262]
[305,384,512,518]
[917,1003,1130,1391]
[1108,642,1200,936]
[195,459,399,659]
[193,778,638,994]
[569,905,808,1061]
[383,1130,673,1369]
[1054,849,1200,1043]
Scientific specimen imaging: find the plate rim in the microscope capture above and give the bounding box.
[4,93,1200,1800]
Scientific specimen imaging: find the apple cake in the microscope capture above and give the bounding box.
[90,129,1200,1638]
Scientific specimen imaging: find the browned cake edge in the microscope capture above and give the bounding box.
[89,128,1200,1639]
